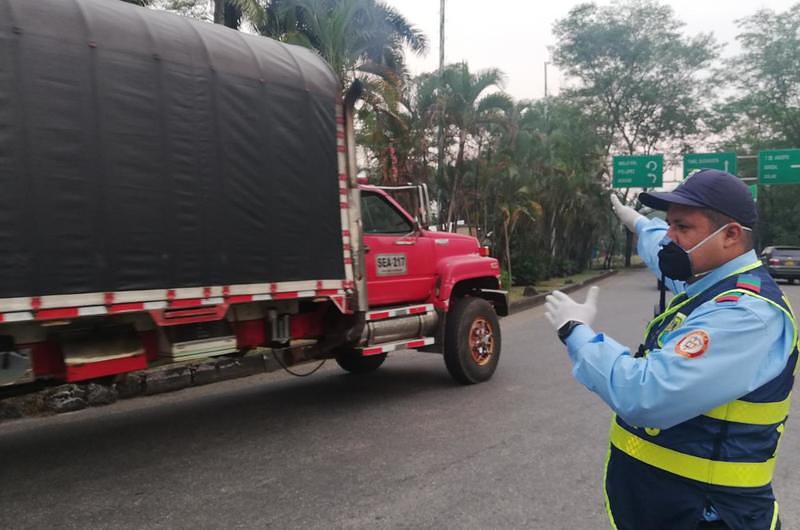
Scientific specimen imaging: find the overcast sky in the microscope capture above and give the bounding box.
[384,0,798,101]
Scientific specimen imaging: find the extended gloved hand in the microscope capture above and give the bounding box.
[544,286,599,330]
[610,194,644,232]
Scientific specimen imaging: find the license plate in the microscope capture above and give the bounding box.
[786,260,795,266]
[376,254,407,276]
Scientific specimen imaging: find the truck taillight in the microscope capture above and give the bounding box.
[479,246,490,257]
[769,258,780,266]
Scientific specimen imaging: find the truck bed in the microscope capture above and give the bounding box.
[0,0,346,303]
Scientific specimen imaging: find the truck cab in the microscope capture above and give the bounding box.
[335,184,507,384]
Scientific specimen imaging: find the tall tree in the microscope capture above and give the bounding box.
[717,4,800,248]
[260,0,426,90]
[553,0,718,156]
[552,0,718,264]
[436,62,511,229]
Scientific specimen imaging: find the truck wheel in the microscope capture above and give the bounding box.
[444,297,501,385]
[335,350,387,374]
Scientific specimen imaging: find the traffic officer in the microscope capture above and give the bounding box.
[544,169,797,530]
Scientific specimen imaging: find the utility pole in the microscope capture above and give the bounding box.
[543,61,549,124]
[437,0,446,229]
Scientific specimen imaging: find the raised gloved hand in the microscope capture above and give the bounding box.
[544,286,599,330]
[610,194,644,232]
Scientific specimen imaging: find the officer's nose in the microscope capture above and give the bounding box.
[666,225,677,242]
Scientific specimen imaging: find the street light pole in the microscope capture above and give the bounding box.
[437,0,446,229]
[543,61,550,131]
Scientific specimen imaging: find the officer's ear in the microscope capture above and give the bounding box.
[722,223,746,249]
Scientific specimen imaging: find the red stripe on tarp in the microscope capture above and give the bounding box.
[406,339,427,349]
[169,298,203,308]
[344,258,353,265]
[227,295,254,304]
[336,131,345,139]
[273,292,299,300]
[409,306,428,315]
[339,174,348,181]
[31,297,42,310]
[369,311,390,320]
[109,302,145,314]
[104,292,115,305]
[0,314,4,323]
[337,145,346,153]
[37,308,79,320]
[203,287,212,299]
[336,116,345,125]
[316,289,340,296]
[340,202,349,209]
[342,230,350,237]
[362,346,384,356]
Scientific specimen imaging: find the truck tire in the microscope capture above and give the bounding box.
[335,350,387,374]
[444,297,501,385]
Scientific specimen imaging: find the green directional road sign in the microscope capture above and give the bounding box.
[683,152,737,178]
[758,149,800,184]
[612,154,663,188]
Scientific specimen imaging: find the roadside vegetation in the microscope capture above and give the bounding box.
[124,0,800,287]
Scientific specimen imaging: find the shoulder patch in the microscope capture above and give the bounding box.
[715,293,742,304]
[675,330,710,358]
[736,274,762,294]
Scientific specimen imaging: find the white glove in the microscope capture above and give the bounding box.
[544,286,599,330]
[610,194,644,232]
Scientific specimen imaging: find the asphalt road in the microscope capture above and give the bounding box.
[2,269,800,529]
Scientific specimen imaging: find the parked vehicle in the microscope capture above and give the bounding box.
[760,246,800,284]
[0,0,506,392]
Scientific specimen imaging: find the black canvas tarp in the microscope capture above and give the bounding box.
[0,0,345,299]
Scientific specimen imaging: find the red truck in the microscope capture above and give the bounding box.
[0,0,507,395]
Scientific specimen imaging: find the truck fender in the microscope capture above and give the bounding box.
[435,256,506,315]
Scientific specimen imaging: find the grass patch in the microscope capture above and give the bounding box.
[508,269,611,302]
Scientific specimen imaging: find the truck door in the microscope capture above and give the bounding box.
[361,191,436,307]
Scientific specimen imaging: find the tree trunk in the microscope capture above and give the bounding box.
[213,0,224,24]
[504,221,512,288]
[446,131,467,230]
[624,230,633,268]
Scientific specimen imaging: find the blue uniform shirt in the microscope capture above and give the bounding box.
[564,217,796,430]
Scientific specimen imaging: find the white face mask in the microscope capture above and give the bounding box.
[686,222,753,254]
[658,222,753,281]
[685,223,729,254]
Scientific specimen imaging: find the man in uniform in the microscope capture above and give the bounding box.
[544,169,797,529]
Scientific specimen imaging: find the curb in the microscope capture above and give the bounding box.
[508,270,619,314]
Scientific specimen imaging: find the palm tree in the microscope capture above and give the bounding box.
[436,63,511,229]
[496,169,540,286]
[260,0,427,91]
[214,0,266,28]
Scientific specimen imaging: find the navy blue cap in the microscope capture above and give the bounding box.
[638,169,757,228]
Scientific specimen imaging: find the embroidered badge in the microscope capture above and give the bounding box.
[736,274,761,294]
[675,330,710,358]
[715,293,742,304]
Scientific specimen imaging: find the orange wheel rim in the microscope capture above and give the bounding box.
[469,318,495,366]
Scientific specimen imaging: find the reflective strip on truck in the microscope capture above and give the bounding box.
[366,304,434,321]
[360,336,435,356]
[0,284,348,322]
